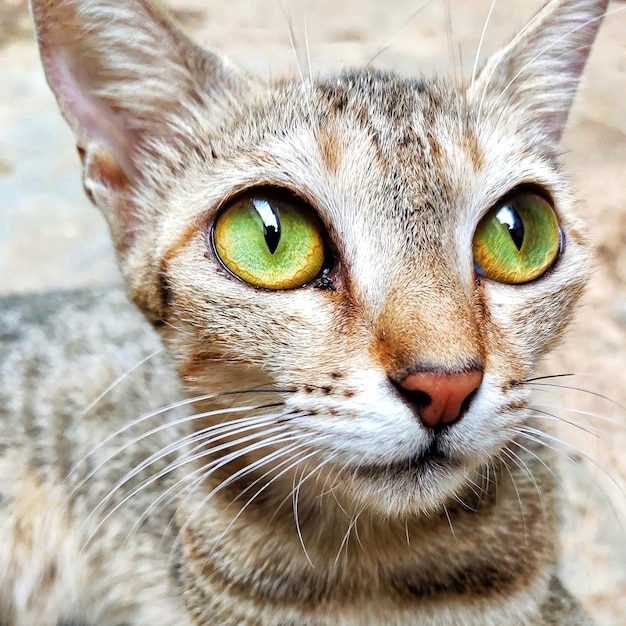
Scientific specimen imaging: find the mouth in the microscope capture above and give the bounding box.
[352,438,462,480]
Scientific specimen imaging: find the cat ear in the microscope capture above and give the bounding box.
[30,0,251,248]
[469,0,608,144]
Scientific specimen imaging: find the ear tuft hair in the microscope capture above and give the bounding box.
[470,0,609,143]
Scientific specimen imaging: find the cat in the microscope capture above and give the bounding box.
[0,0,617,624]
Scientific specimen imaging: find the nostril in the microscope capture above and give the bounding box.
[459,388,479,416]
[394,386,432,410]
[393,369,483,429]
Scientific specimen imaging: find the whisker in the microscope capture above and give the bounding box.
[137,433,300,548]
[498,451,528,541]
[333,504,365,567]
[266,448,339,526]
[456,463,492,512]
[303,15,313,85]
[213,446,321,554]
[529,406,610,437]
[70,402,284,495]
[532,401,620,424]
[156,436,310,554]
[170,431,306,522]
[219,439,319,515]
[365,0,436,68]
[85,426,296,547]
[162,440,305,563]
[475,2,548,117]
[443,0,458,86]
[172,441,317,561]
[78,348,163,418]
[485,7,626,120]
[278,0,315,123]
[293,464,314,567]
[475,0,583,119]
[442,503,456,539]
[526,382,625,412]
[196,446,319,581]
[516,425,626,534]
[507,437,555,495]
[458,470,488,508]
[470,0,498,91]
[67,386,291,480]
[526,373,577,383]
[288,449,344,563]
[100,415,289,525]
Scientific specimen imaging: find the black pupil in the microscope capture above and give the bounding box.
[263,223,280,255]
[496,205,525,251]
[251,198,281,254]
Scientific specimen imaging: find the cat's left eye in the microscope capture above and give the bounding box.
[212,191,326,290]
[472,191,561,284]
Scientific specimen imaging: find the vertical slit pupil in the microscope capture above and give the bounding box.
[264,224,280,254]
[252,198,282,254]
[497,205,525,251]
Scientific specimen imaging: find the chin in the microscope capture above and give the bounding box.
[332,451,480,518]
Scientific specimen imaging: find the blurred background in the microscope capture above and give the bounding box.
[0,0,624,622]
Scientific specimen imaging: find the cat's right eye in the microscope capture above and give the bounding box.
[212,191,326,290]
[472,191,561,284]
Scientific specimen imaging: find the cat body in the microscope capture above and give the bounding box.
[0,0,612,623]
[0,288,587,625]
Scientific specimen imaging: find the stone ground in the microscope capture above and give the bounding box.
[0,0,624,623]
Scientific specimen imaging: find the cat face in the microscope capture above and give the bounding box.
[31,0,603,517]
[151,70,587,516]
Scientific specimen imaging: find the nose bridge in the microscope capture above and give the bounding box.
[374,272,483,377]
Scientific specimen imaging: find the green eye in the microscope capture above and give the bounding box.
[212,192,326,290]
[472,192,561,284]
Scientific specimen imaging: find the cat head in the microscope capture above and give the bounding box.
[31,0,604,516]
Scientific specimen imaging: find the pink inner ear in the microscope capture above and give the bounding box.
[44,48,139,182]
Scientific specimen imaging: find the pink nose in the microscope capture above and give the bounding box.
[398,370,483,428]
